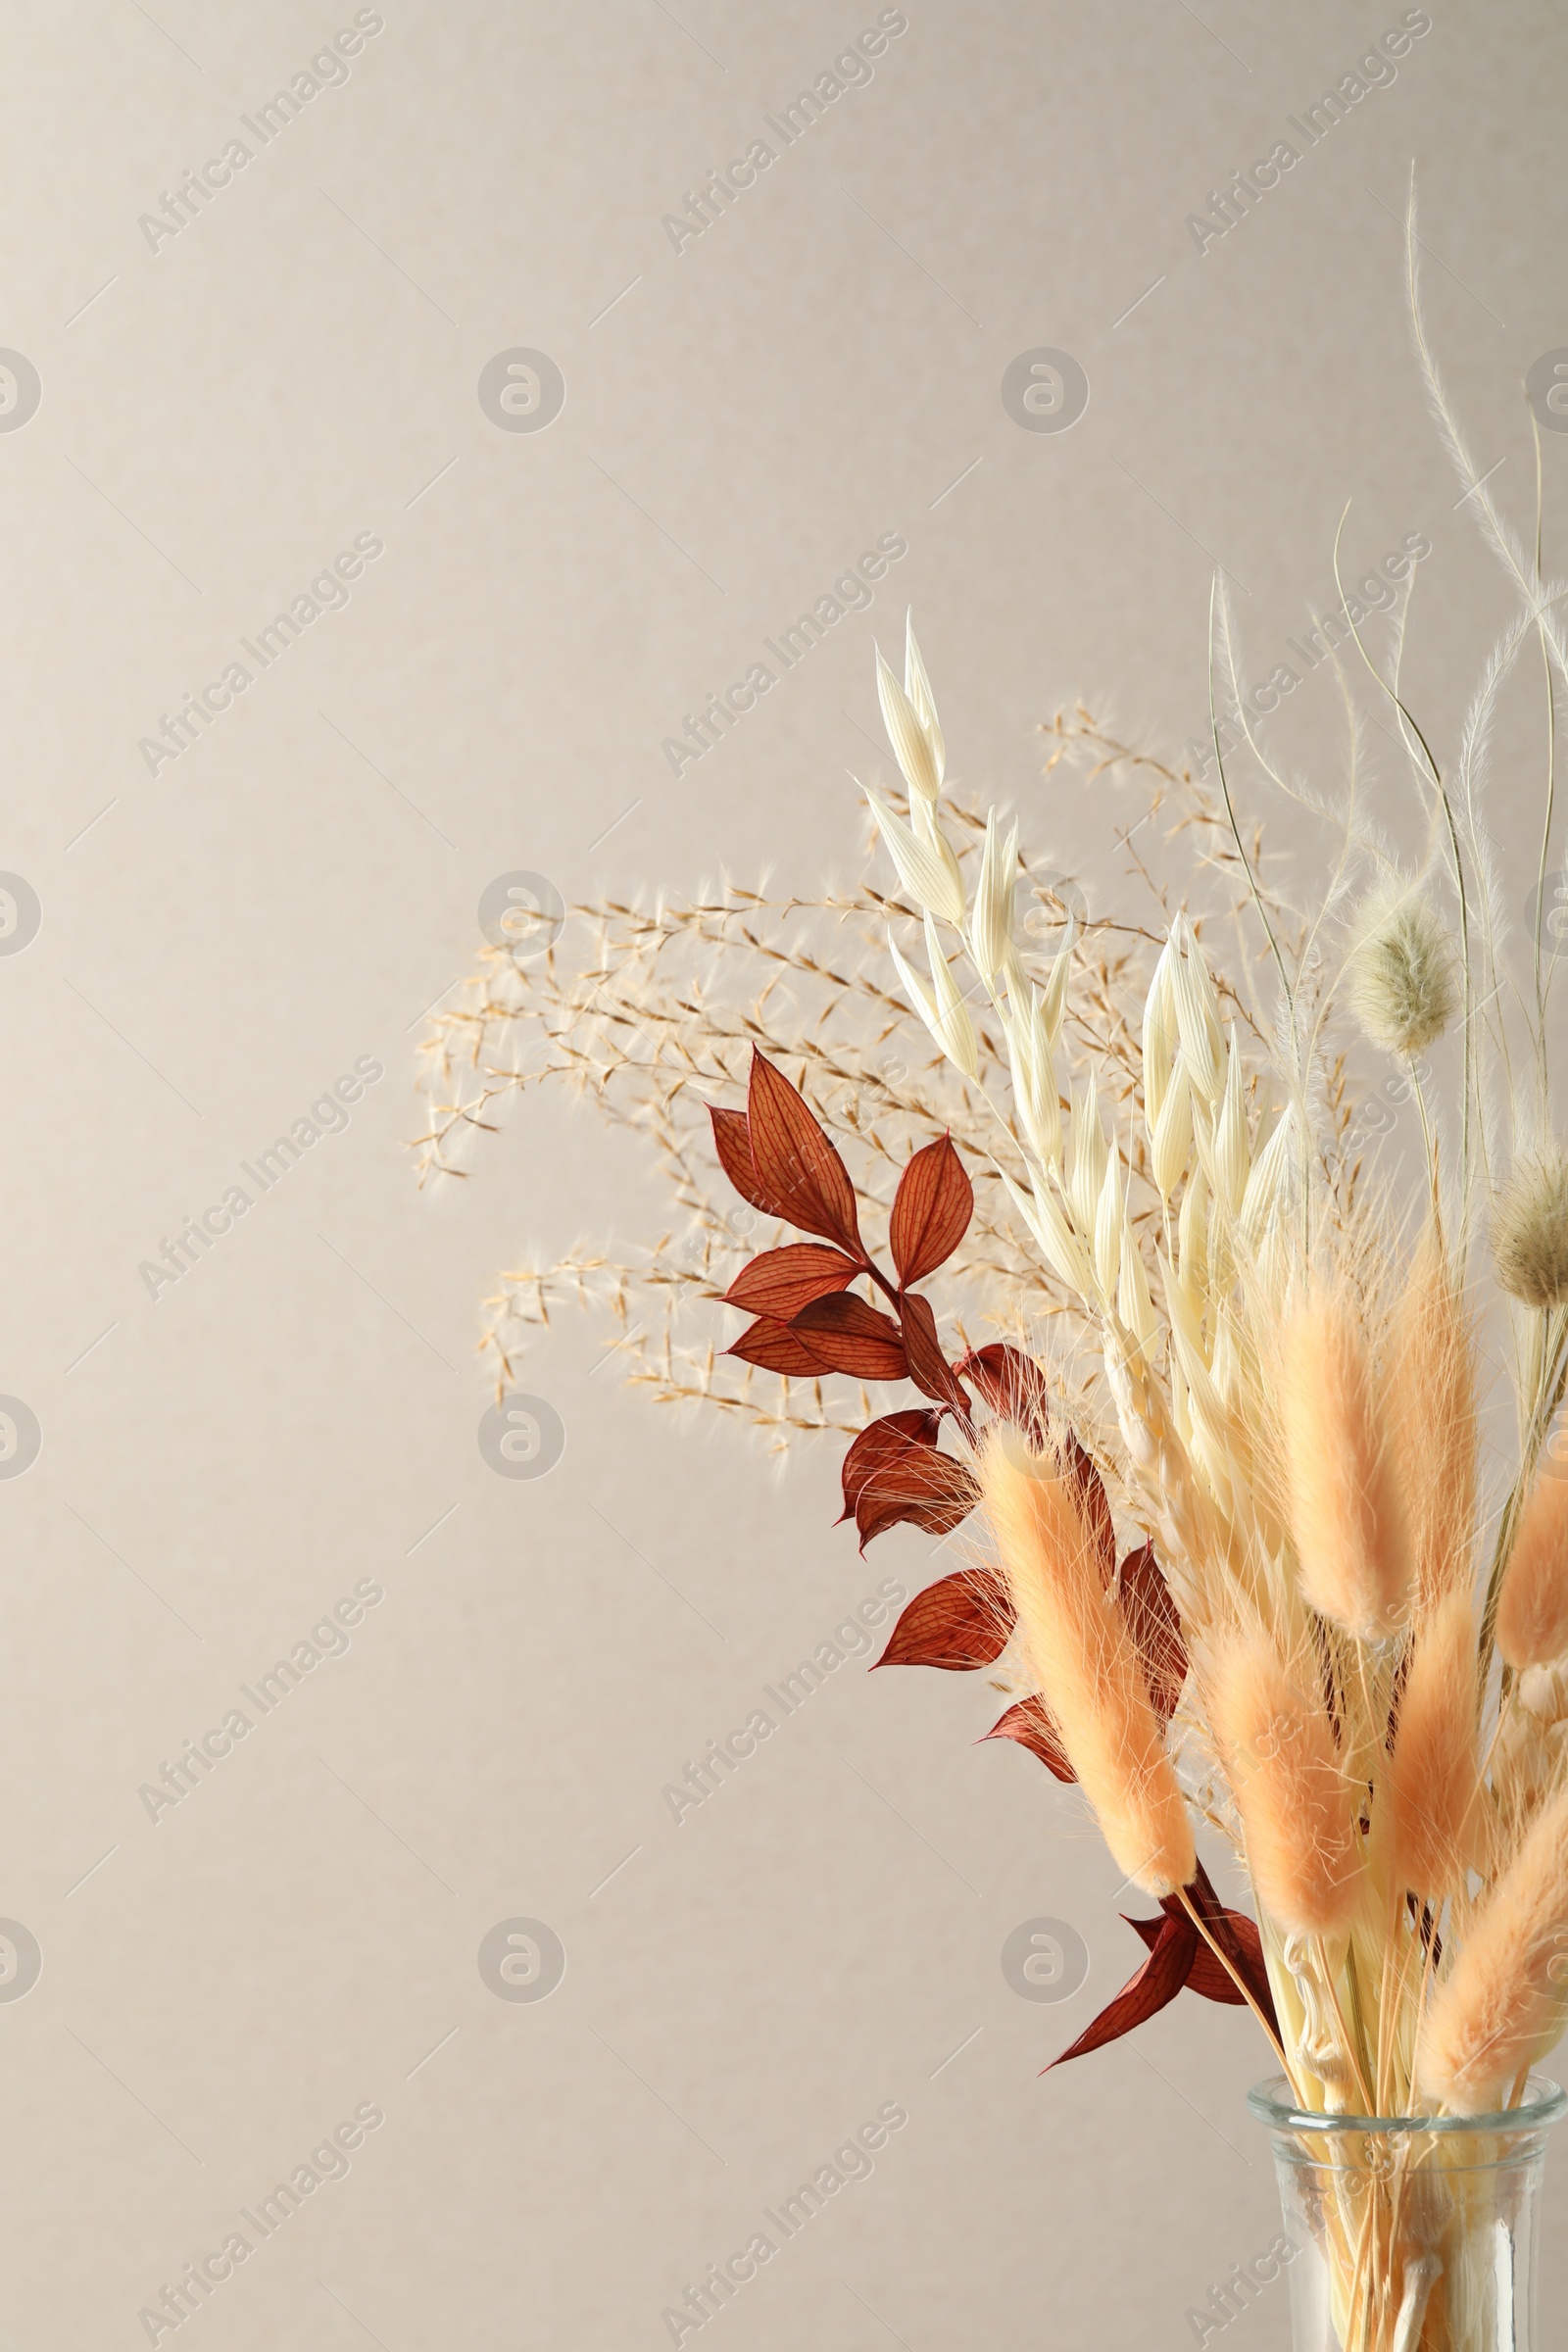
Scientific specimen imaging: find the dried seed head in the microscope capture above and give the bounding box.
[1203,1629,1362,1936]
[1521,1659,1568,1726]
[1346,885,1457,1057]
[1497,1473,1568,1670]
[1142,936,1181,1133]
[1494,1148,1568,1309]
[1387,1591,1484,1898]
[1493,1676,1568,1837]
[981,1428,1195,1899]
[1277,1290,1412,1639]
[876,645,941,805]
[1168,914,1223,1102]
[1416,1781,1568,2114]
[1389,1232,1477,1609]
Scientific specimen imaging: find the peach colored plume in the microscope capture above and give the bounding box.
[1203,1629,1361,1936]
[1386,1591,1483,1898]
[1497,1474,1568,1671]
[1278,1290,1411,1638]
[1389,1238,1476,1608]
[981,1429,1194,1898]
[1416,1782,1568,2114]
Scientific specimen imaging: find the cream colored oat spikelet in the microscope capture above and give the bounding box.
[1202,1627,1362,1937]
[1277,1288,1412,1639]
[981,1427,1195,1899]
[1416,1780,1568,2115]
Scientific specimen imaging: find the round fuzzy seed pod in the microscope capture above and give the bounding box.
[1346,887,1457,1058]
[1494,1149,1568,1310]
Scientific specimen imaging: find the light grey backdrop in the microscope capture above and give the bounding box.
[1,2,1563,2345]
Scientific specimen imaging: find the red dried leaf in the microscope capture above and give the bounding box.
[1125,1909,1245,2006]
[1048,1913,1197,2070]
[841,1408,943,1513]
[956,1343,1051,1443]
[709,1105,775,1215]
[864,1451,976,1545]
[792,1293,907,1382]
[724,1316,826,1376]
[982,1696,1075,1783]
[839,1409,976,1545]
[1184,1861,1279,2034]
[1152,1864,1278,2034]
[725,1244,860,1318]
[1214,1912,1273,2023]
[898,1291,970,1412]
[875,1566,1013,1670]
[1184,1943,1249,2006]
[747,1052,862,1254]
[1119,1541,1188,1726]
[889,1136,973,1285]
[1053,1433,1115,1588]
[884,1478,974,1544]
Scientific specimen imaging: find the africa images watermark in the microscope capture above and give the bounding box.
[1185,9,1433,256]
[137,1576,386,1823]
[662,10,909,256]
[661,2099,909,2342]
[137,11,387,254]
[136,2100,386,2342]
[661,531,907,777]
[1182,530,1433,777]
[1186,2233,1303,2344]
[137,532,385,777]
[137,1054,385,1300]
[662,1577,906,1823]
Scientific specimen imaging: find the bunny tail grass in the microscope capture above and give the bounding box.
[1416,1781,1568,2114]
[1497,1473,1568,1671]
[981,1428,1195,1899]
[1390,1231,1478,1610]
[1204,1629,1362,1937]
[1279,1290,1412,1638]
[1388,1591,1485,1899]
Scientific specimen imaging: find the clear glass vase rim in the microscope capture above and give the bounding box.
[1248,2073,1566,2135]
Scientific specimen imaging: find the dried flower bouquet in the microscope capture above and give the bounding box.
[421,211,1568,2350]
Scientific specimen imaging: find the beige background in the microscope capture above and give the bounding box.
[1,1,1565,2344]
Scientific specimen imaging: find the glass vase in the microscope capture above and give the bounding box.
[1247,2078,1563,2352]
